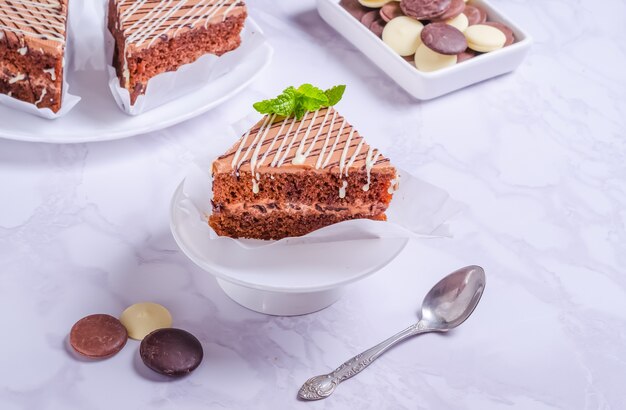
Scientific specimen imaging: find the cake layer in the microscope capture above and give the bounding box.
[212,169,395,206]
[209,209,387,240]
[108,0,247,104]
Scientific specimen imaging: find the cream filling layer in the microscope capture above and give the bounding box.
[214,200,388,216]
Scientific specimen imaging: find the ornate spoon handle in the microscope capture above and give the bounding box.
[298,321,431,400]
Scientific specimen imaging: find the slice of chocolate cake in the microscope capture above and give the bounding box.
[108,0,247,105]
[0,0,68,112]
[210,104,398,240]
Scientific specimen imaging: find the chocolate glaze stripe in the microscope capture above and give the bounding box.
[238,113,276,173]
[0,0,66,43]
[277,110,319,167]
[275,111,314,167]
[290,108,330,165]
[231,114,268,170]
[292,107,332,165]
[257,116,297,169]
[321,115,348,169]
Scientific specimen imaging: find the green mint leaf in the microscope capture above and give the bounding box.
[252,99,274,114]
[253,84,345,119]
[272,86,297,116]
[324,85,346,106]
[297,83,329,111]
[253,86,297,116]
[294,103,306,120]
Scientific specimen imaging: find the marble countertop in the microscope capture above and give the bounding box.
[1,0,625,408]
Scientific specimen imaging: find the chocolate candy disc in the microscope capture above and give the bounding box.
[421,23,467,55]
[120,302,172,341]
[456,49,477,63]
[380,2,404,22]
[445,12,469,32]
[415,43,457,71]
[70,314,128,359]
[370,18,386,37]
[483,21,515,46]
[340,0,370,21]
[434,0,465,21]
[382,16,424,56]
[465,24,506,52]
[463,5,487,25]
[400,0,452,20]
[140,328,204,377]
[361,10,380,27]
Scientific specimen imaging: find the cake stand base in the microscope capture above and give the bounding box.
[216,279,346,316]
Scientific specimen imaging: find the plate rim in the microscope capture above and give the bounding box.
[169,181,409,293]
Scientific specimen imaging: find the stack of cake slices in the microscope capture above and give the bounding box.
[210,107,398,240]
[0,0,248,112]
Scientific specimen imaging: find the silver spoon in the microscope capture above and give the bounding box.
[298,265,486,401]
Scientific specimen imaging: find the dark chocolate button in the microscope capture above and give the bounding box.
[70,314,128,359]
[433,0,465,21]
[140,328,203,377]
[360,10,380,27]
[421,23,467,55]
[380,2,404,22]
[400,0,452,20]
[483,21,515,46]
[369,18,386,37]
[463,5,487,25]
[340,0,371,20]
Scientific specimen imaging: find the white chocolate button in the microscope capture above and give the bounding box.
[445,12,469,32]
[465,24,506,52]
[414,44,458,72]
[120,302,172,340]
[382,16,424,57]
[358,0,389,7]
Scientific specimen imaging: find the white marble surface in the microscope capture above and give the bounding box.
[1,0,626,408]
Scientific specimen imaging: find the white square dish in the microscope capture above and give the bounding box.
[316,0,533,100]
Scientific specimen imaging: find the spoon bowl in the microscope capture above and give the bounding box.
[421,265,486,331]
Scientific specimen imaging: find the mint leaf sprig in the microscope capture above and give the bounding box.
[253,84,346,120]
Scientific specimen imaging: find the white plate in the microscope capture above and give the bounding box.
[170,182,409,316]
[0,20,272,144]
[317,0,533,100]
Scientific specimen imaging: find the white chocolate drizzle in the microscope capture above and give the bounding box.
[9,73,26,84]
[35,88,47,105]
[43,68,56,81]
[339,180,348,199]
[18,47,28,55]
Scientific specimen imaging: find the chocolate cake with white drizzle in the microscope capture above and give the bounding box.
[0,0,68,112]
[107,0,247,105]
[209,85,398,240]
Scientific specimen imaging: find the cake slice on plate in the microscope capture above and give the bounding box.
[209,84,398,240]
[0,0,68,112]
[107,0,247,105]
